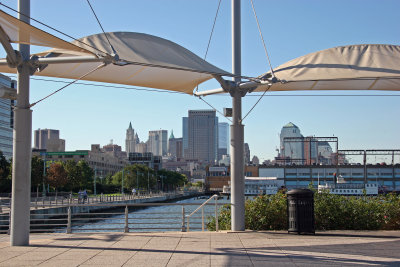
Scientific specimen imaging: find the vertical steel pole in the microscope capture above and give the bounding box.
[230,0,245,231]
[11,0,32,246]
[94,167,97,196]
[215,196,219,231]
[66,206,72,234]
[42,154,46,197]
[124,205,129,233]
[363,150,367,184]
[181,206,186,232]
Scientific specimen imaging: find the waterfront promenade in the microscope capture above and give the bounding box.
[0,190,201,214]
[1,230,400,266]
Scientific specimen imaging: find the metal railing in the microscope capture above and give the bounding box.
[0,190,200,213]
[0,197,227,234]
[186,194,219,232]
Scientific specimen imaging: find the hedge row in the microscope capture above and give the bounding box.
[207,192,400,231]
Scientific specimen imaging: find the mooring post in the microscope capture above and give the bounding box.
[181,206,186,232]
[66,206,72,234]
[124,205,129,233]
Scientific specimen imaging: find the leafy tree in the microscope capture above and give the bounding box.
[112,164,158,192]
[77,160,94,189]
[47,162,68,191]
[194,181,204,188]
[104,173,113,185]
[64,160,80,191]
[0,151,11,192]
[157,169,187,191]
[31,156,44,189]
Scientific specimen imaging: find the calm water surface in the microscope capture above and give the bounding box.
[70,196,231,232]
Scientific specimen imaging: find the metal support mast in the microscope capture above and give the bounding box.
[230,0,245,231]
[11,0,32,246]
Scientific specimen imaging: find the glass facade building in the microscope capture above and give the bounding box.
[187,110,218,163]
[0,74,15,159]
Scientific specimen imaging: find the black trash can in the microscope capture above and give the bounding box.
[287,188,315,234]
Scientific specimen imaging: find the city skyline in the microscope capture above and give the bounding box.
[1,0,399,162]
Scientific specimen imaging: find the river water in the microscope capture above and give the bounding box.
[69,196,231,232]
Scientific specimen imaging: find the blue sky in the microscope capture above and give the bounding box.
[1,0,399,163]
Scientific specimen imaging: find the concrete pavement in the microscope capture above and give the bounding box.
[1,231,400,266]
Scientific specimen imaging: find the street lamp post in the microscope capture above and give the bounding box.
[42,154,46,197]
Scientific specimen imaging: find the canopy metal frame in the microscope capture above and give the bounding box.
[0,0,263,244]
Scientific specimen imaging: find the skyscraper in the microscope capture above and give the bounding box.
[182,117,188,157]
[168,130,184,160]
[186,110,218,163]
[0,74,15,159]
[244,143,250,164]
[218,122,229,160]
[148,130,168,156]
[125,122,135,155]
[34,129,64,151]
[280,122,304,162]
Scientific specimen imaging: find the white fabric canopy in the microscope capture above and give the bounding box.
[32,32,230,94]
[0,10,94,54]
[258,44,400,92]
[0,10,230,95]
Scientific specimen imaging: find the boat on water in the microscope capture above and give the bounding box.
[317,176,378,195]
[222,177,284,196]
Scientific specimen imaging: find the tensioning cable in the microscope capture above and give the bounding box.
[0,2,110,56]
[29,63,106,107]
[198,96,232,122]
[250,0,274,77]
[86,0,117,55]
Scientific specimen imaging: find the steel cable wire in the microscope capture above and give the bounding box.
[0,2,110,56]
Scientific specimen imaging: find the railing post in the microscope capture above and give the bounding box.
[66,206,72,234]
[202,207,204,231]
[124,205,129,233]
[181,206,186,232]
[7,209,11,235]
[35,198,37,209]
[215,196,218,232]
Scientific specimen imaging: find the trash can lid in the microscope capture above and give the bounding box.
[287,188,314,196]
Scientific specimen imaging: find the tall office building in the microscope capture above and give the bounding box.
[186,110,218,163]
[34,129,65,152]
[148,130,168,156]
[280,122,304,162]
[168,130,183,160]
[218,122,229,160]
[125,122,136,155]
[244,143,250,164]
[182,117,188,157]
[0,74,15,159]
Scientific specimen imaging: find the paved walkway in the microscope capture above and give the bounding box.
[1,231,400,266]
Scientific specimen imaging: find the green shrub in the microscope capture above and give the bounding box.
[207,192,400,231]
[207,192,287,231]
